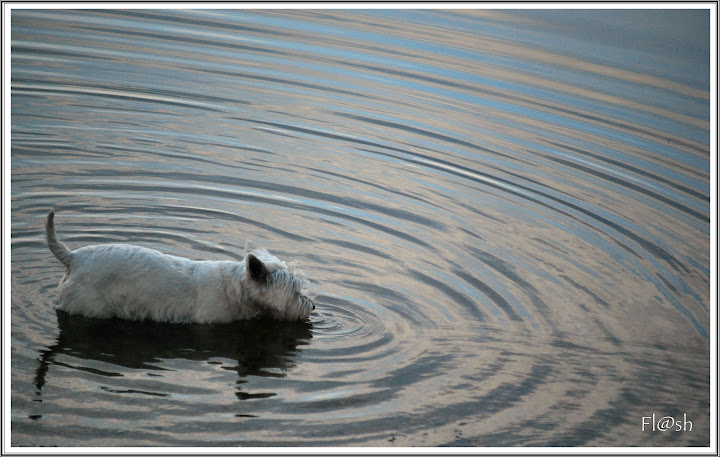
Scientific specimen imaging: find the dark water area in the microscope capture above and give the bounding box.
[10,8,712,447]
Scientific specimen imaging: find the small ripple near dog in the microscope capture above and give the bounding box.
[44,210,314,323]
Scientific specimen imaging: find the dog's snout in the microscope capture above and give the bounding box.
[312,303,315,310]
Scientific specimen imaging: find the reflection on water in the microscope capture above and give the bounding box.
[10,7,711,448]
[33,311,312,407]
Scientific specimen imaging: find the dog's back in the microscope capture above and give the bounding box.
[60,243,214,321]
[44,210,217,321]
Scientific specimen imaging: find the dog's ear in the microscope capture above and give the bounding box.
[247,253,269,283]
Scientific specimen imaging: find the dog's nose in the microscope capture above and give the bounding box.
[312,304,315,310]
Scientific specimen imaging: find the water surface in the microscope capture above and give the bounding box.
[10,8,711,447]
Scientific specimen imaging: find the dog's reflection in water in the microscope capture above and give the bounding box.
[33,309,313,402]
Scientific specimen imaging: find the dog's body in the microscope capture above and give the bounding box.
[45,210,314,323]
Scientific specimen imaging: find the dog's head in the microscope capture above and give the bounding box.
[242,242,314,321]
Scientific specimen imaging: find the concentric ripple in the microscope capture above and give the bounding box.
[10,8,711,447]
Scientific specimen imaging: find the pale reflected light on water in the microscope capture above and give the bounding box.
[10,8,711,447]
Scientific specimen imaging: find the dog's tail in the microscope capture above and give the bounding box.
[45,210,73,268]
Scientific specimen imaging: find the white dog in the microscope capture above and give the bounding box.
[45,210,314,323]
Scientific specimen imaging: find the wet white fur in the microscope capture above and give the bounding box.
[45,211,313,323]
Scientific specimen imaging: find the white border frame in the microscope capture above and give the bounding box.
[2,2,717,455]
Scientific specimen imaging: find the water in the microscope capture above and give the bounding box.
[10,8,711,447]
